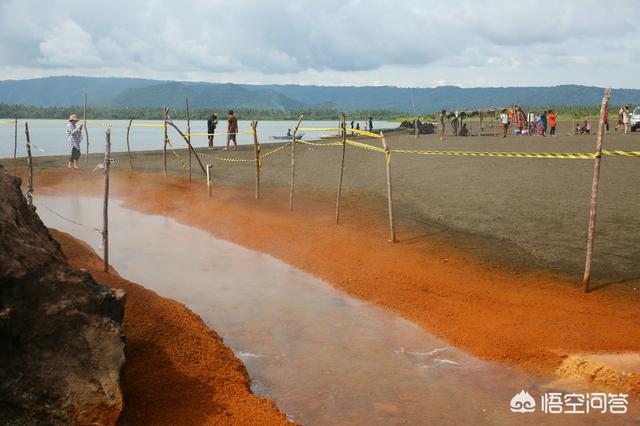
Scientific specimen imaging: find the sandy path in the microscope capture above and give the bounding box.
[31,169,640,378]
[50,229,290,425]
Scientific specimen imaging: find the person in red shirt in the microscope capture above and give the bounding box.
[548,110,557,136]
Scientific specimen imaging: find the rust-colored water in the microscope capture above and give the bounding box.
[36,196,637,425]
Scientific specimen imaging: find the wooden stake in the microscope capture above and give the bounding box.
[166,120,206,175]
[414,117,419,139]
[206,164,212,197]
[13,116,17,171]
[24,122,33,208]
[163,106,168,177]
[186,97,192,182]
[103,128,111,273]
[84,93,90,167]
[582,87,611,293]
[335,112,347,224]
[380,131,396,242]
[251,120,260,199]
[126,116,134,169]
[289,114,304,212]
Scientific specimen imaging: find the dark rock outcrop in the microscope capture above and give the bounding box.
[0,166,126,425]
[399,120,436,134]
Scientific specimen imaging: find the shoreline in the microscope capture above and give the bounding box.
[25,168,640,384]
[50,229,291,425]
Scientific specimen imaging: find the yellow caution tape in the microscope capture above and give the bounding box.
[260,143,291,160]
[297,127,342,132]
[602,150,640,158]
[185,131,256,137]
[346,139,385,153]
[297,139,343,147]
[390,149,598,159]
[165,138,187,169]
[347,128,383,139]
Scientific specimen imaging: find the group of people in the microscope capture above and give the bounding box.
[349,118,374,134]
[499,107,558,138]
[207,110,238,150]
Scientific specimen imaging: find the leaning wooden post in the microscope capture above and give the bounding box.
[126,116,134,169]
[84,93,90,167]
[289,114,304,212]
[186,97,192,182]
[13,115,17,171]
[206,164,212,197]
[24,122,34,208]
[251,120,260,199]
[103,128,111,273]
[166,121,207,175]
[582,88,611,293]
[380,131,396,242]
[163,106,168,177]
[414,117,419,139]
[335,112,347,224]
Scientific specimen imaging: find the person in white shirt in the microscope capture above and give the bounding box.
[499,109,509,138]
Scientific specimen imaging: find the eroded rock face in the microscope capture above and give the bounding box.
[0,166,126,425]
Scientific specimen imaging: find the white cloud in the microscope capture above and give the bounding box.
[0,0,639,87]
[39,19,102,67]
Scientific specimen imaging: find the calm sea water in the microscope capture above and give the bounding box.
[0,119,398,158]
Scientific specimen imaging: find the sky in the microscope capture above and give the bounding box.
[1,0,638,88]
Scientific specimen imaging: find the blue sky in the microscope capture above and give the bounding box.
[1,0,638,88]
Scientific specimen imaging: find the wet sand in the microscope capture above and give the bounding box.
[49,229,290,425]
[21,167,640,382]
[9,120,640,281]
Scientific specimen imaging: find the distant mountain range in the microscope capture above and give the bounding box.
[0,76,638,113]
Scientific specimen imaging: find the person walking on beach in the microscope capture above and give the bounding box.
[439,110,446,140]
[615,106,624,131]
[622,105,631,134]
[226,110,238,150]
[500,109,509,138]
[350,120,355,135]
[368,117,373,133]
[540,110,548,137]
[548,110,557,136]
[66,114,83,169]
[603,110,609,132]
[207,112,218,149]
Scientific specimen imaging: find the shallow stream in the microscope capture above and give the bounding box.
[35,195,635,425]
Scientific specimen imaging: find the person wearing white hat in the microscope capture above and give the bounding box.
[66,114,83,169]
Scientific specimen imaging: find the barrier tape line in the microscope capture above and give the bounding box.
[347,128,383,139]
[166,138,188,169]
[297,127,342,132]
[297,139,343,147]
[185,131,255,137]
[260,143,291,160]
[389,149,598,159]
[346,139,385,153]
[602,150,640,158]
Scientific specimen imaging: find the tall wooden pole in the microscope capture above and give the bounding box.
[335,112,347,224]
[103,128,111,273]
[206,164,212,197]
[186,97,192,182]
[84,93,90,167]
[163,107,168,177]
[126,117,134,169]
[13,115,17,171]
[289,114,304,212]
[582,87,611,293]
[251,120,260,199]
[24,122,33,208]
[380,131,396,243]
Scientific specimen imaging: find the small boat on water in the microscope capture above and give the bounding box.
[270,133,305,141]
